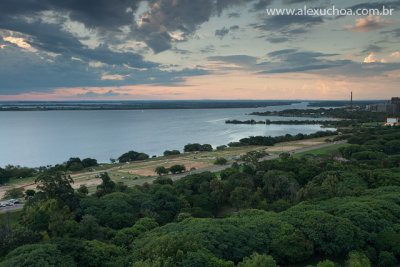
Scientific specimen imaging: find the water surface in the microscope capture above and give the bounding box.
[0,102,335,167]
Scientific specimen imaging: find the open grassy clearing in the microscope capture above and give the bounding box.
[292,143,349,158]
[0,135,338,199]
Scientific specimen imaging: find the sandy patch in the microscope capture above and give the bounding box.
[120,161,212,176]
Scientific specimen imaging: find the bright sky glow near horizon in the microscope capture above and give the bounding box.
[0,0,399,101]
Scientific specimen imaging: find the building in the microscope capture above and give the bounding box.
[367,97,400,113]
[385,117,400,126]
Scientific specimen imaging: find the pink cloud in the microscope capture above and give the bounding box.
[346,15,389,32]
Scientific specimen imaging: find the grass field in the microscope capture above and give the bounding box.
[0,135,340,200]
[292,143,349,158]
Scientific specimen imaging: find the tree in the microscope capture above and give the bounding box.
[0,227,41,258]
[4,187,24,199]
[184,143,213,152]
[169,165,186,174]
[95,172,116,197]
[163,150,181,156]
[378,251,397,267]
[25,189,35,199]
[345,251,371,267]
[118,150,149,163]
[35,173,74,204]
[214,157,228,165]
[82,158,98,168]
[79,240,126,267]
[66,157,84,171]
[230,187,252,210]
[77,185,89,194]
[237,253,277,267]
[0,243,75,267]
[155,166,168,176]
[78,215,103,240]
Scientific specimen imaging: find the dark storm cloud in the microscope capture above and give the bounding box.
[137,0,256,52]
[0,19,156,69]
[0,44,209,94]
[0,0,142,31]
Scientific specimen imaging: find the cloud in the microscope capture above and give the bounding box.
[363,51,400,64]
[215,25,240,39]
[0,43,210,95]
[251,0,273,11]
[381,28,400,37]
[361,44,382,53]
[347,1,400,12]
[346,15,390,32]
[259,50,348,74]
[76,90,122,98]
[391,51,400,58]
[252,15,323,32]
[208,55,259,68]
[0,20,157,69]
[101,74,126,80]
[363,52,386,63]
[0,0,142,32]
[2,36,36,51]
[215,27,230,38]
[267,37,289,43]
[227,12,240,18]
[137,0,254,52]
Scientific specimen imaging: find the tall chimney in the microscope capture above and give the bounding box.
[351,91,353,109]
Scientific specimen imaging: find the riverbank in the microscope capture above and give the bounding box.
[0,135,344,201]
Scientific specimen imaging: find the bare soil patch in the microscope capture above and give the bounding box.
[119,161,212,176]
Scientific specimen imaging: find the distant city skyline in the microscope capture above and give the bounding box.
[0,0,399,100]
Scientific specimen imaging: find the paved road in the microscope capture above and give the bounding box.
[0,204,24,214]
[0,140,346,214]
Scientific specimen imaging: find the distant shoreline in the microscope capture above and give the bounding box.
[0,99,386,111]
[0,100,300,111]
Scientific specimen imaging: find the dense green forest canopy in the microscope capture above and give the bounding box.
[1,126,400,266]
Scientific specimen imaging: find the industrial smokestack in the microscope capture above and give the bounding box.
[351,91,353,109]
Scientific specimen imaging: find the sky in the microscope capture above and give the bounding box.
[0,0,399,101]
